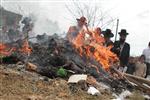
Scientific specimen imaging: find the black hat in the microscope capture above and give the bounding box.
[118,29,129,35]
[102,29,114,38]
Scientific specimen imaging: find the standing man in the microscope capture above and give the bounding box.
[142,42,150,79]
[102,29,114,47]
[112,29,130,72]
[66,16,87,42]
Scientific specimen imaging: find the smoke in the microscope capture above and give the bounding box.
[33,16,60,35]
[2,1,61,36]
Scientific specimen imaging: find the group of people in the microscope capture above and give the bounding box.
[66,16,150,79]
[125,43,150,79]
[101,22,150,79]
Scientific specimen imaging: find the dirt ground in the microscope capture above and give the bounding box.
[0,65,114,100]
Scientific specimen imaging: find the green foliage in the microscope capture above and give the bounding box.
[57,67,67,77]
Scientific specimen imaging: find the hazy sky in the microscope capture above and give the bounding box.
[1,0,150,56]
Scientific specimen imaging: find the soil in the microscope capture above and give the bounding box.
[0,65,113,100]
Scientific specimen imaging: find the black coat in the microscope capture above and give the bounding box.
[126,63,135,74]
[112,41,130,66]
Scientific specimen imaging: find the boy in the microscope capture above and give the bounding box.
[126,57,135,75]
[134,55,147,78]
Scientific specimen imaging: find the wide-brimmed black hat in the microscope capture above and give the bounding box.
[102,29,114,38]
[118,29,129,35]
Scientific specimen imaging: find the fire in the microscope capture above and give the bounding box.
[0,39,32,58]
[0,43,15,56]
[72,28,118,71]
[19,39,32,55]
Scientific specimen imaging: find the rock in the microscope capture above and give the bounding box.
[77,80,88,91]
[86,76,97,86]
[26,62,37,72]
[87,86,101,96]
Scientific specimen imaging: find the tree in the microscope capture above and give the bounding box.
[65,0,116,29]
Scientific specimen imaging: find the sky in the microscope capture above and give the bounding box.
[1,0,150,56]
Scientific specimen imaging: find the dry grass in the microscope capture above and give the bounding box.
[127,91,145,100]
[0,65,113,100]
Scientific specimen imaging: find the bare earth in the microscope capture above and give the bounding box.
[0,65,113,100]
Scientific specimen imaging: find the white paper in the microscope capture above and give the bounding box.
[68,74,87,83]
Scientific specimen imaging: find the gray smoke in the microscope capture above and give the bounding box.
[2,1,61,36]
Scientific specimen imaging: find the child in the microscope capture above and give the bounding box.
[134,55,147,78]
[126,57,136,75]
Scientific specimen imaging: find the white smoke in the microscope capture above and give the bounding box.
[2,1,62,36]
[33,16,60,35]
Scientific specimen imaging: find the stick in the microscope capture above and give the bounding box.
[127,76,150,93]
[112,68,150,93]
[115,19,119,41]
[124,73,150,86]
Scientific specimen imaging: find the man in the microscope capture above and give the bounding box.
[66,16,87,42]
[142,42,150,79]
[102,29,114,47]
[112,29,130,71]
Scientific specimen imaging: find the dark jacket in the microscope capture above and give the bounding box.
[104,40,114,47]
[126,63,135,74]
[112,41,130,66]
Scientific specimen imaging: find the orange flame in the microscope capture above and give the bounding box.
[72,28,118,71]
[0,43,15,56]
[0,39,32,57]
[19,39,32,55]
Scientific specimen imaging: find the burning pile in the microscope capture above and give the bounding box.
[1,32,150,95]
[72,28,118,71]
[0,39,31,57]
[0,39,32,65]
[0,43,15,56]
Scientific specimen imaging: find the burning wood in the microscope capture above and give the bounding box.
[1,33,150,95]
[0,43,15,56]
[0,8,149,98]
[0,39,32,57]
[19,39,32,55]
[72,28,118,71]
[0,39,32,65]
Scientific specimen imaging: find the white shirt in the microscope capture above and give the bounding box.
[142,47,150,63]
